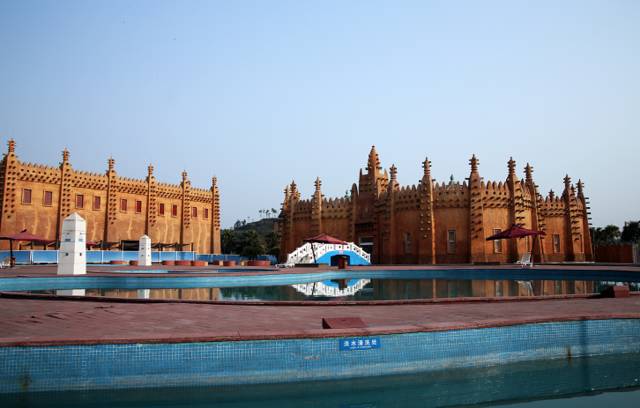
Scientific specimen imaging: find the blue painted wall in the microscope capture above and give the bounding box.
[316,250,370,266]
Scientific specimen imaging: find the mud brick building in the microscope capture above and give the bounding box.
[279,146,593,264]
[0,140,221,253]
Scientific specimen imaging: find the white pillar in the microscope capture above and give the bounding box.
[57,213,87,275]
[138,235,152,266]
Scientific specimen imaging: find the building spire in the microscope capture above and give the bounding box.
[576,179,584,197]
[422,157,431,181]
[314,177,322,193]
[507,157,516,179]
[563,174,571,192]
[108,156,115,171]
[7,139,15,154]
[182,170,188,182]
[389,164,397,182]
[367,145,381,173]
[469,154,479,173]
[211,176,217,188]
[147,164,154,177]
[524,163,533,182]
[62,148,70,163]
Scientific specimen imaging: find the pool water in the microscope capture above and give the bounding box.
[29,278,640,301]
[2,353,639,407]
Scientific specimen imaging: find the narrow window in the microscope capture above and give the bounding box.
[22,188,32,204]
[43,191,53,206]
[135,200,142,213]
[192,207,198,218]
[120,198,127,212]
[75,194,84,209]
[447,230,457,254]
[493,228,502,253]
[553,234,561,253]
[172,204,178,217]
[403,232,412,254]
[93,196,101,210]
[204,208,209,219]
[159,203,165,216]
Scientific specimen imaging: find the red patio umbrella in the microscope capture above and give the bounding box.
[485,224,546,240]
[486,224,545,265]
[0,229,53,267]
[303,234,348,263]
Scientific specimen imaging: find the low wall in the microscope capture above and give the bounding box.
[0,251,277,265]
[0,319,638,393]
[0,250,196,265]
[595,244,639,264]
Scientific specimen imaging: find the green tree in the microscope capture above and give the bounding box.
[590,225,621,245]
[238,230,265,259]
[221,229,239,254]
[621,221,640,243]
[264,231,280,257]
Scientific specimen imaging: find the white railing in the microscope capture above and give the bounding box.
[285,242,371,266]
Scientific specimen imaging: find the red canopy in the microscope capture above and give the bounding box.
[0,230,52,244]
[486,224,546,241]
[303,234,348,245]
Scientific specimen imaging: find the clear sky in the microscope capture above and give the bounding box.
[1,0,638,228]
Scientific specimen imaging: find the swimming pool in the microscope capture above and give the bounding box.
[3,268,639,301]
[1,344,639,404]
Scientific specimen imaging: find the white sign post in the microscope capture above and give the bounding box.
[57,212,87,275]
[138,235,152,266]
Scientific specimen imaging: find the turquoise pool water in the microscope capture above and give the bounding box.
[7,268,638,300]
[2,353,639,407]
[25,278,638,301]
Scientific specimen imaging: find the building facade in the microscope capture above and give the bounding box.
[0,140,221,253]
[279,147,593,264]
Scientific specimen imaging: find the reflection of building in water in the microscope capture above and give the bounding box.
[372,280,596,299]
[291,279,370,297]
[88,288,222,300]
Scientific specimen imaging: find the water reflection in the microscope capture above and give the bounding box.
[3,353,640,408]
[47,279,640,301]
[292,279,371,297]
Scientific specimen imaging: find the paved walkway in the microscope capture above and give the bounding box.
[1,295,639,346]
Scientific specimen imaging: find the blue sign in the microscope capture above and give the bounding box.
[339,337,380,351]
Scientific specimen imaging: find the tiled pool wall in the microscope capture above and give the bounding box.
[1,319,639,393]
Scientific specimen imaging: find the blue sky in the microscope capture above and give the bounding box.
[1,0,638,228]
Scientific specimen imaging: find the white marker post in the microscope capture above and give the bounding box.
[138,235,152,266]
[57,212,87,275]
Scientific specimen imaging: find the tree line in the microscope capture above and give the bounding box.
[590,221,640,246]
[221,218,279,259]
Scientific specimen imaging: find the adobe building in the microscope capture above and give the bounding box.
[0,140,221,253]
[279,146,593,264]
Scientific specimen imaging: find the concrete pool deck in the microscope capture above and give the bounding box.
[1,263,639,346]
[1,293,639,346]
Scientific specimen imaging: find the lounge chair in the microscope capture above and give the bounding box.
[516,252,532,268]
[0,257,11,268]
